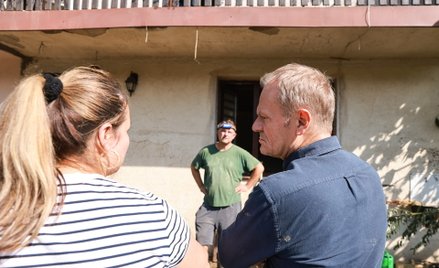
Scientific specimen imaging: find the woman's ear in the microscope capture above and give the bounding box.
[97,122,116,151]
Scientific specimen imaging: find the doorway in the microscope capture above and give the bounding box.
[217,80,283,176]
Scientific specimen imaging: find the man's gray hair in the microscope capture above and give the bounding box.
[260,63,335,133]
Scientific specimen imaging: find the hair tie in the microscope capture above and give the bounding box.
[43,73,63,103]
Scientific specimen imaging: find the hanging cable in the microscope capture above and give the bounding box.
[194,28,201,64]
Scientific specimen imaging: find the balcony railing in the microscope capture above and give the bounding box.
[0,0,437,11]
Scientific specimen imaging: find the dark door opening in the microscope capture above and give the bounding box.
[217,80,283,176]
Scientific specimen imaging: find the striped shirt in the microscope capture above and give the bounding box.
[0,173,190,268]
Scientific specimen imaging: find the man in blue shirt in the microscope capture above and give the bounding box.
[218,63,387,268]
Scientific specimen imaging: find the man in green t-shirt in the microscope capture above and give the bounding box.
[191,119,264,263]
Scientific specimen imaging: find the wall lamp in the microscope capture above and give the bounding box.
[125,72,139,96]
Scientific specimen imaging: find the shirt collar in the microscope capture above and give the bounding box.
[282,136,341,170]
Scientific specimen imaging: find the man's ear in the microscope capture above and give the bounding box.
[296,109,311,135]
[97,122,116,151]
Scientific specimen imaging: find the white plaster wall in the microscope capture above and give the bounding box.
[339,60,438,203]
[338,60,439,263]
[19,58,439,263]
[0,51,21,103]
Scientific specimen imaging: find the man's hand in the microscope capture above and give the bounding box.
[191,165,208,195]
[235,182,251,193]
[199,185,208,195]
[235,163,264,193]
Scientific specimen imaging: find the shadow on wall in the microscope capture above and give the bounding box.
[352,101,438,261]
[353,102,438,205]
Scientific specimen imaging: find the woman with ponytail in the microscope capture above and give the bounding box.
[0,66,208,268]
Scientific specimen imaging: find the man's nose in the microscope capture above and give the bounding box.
[252,118,261,132]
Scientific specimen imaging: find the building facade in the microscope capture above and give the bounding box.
[1,2,438,263]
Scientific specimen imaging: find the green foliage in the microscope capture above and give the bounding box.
[387,202,439,254]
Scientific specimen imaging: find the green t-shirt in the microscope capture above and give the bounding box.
[192,144,260,207]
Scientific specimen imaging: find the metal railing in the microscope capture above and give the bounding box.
[1,0,437,11]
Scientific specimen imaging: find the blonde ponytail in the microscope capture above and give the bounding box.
[0,75,59,252]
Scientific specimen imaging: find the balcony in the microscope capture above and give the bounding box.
[0,0,438,68]
[1,0,438,11]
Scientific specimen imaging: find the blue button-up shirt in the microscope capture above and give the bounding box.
[219,136,387,268]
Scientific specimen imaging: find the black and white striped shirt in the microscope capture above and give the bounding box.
[0,173,190,268]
